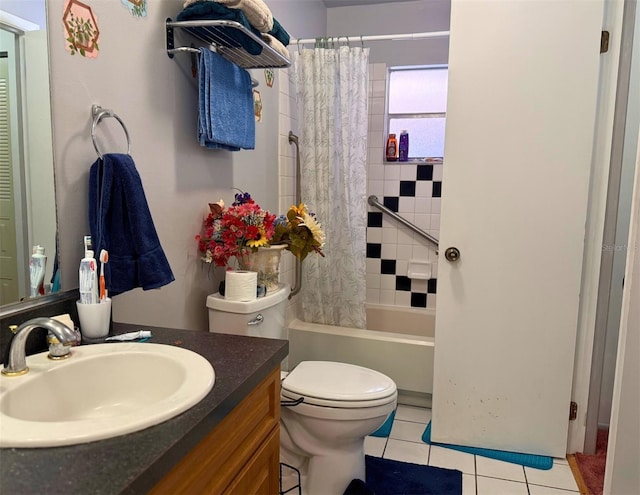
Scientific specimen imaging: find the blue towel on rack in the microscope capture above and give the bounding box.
[198,48,255,150]
[89,153,175,296]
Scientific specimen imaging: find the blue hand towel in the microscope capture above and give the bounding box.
[198,48,255,150]
[89,153,175,296]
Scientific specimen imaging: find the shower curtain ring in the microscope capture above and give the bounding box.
[360,35,364,48]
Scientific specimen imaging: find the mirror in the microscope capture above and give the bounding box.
[0,1,58,306]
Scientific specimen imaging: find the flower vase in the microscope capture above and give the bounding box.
[237,245,287,292]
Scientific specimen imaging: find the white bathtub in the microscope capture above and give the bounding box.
[287,304,435,403]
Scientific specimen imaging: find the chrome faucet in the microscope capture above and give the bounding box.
[2,317,78,377]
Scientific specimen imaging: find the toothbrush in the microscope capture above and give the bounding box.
[99,249,109,301]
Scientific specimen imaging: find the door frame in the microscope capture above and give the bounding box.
[568,0,633,454]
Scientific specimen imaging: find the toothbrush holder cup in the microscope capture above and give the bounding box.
[76,298,112,339]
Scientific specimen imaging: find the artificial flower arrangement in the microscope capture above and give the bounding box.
[196,191,325,267]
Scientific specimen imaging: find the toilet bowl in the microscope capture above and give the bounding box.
[279,361,397,495]
[207,285,398,494]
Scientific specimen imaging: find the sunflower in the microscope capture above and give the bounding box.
[298,213,325,248]
[247,228,270,248]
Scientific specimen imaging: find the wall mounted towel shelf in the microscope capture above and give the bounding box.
[166,18,290,69]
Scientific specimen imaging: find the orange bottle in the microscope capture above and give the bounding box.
[386,133,398,161]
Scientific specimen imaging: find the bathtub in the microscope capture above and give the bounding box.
[287,304,435,404]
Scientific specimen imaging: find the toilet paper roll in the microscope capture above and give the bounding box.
[225,270,258,301]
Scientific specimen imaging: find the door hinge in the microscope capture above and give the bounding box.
[569,401,578,421]
[600,31,610,54]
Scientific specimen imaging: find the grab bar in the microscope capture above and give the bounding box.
[367,195,439,251]
[289,131,302,299]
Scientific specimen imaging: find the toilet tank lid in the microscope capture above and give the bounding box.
[207,284,290,314]
[282,361,397,402]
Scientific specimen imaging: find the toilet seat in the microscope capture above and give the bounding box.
[281,361,397,409]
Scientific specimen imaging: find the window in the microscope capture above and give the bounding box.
[386,66,448,160]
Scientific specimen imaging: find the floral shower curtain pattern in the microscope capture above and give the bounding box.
[292,45,369,328]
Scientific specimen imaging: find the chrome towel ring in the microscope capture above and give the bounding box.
[91,104,131,159]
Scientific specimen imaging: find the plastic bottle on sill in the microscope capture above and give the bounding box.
[398,130,409,162]
[386,133,398,161]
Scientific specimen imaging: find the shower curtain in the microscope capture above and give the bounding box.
[292,45,369,329]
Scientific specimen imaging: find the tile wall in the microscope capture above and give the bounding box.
[366,63,441,309]
[278,68,297,298]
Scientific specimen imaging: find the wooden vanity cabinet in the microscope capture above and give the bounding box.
[150,367,281,495]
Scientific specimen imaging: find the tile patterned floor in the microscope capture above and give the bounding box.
[365,405,580,495]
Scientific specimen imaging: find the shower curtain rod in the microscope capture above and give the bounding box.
[292,30,450,46]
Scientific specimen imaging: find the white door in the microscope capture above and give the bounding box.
[431,0,605,457]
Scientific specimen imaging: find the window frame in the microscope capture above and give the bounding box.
[385,64,448,163]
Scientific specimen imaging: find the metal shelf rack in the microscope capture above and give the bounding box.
[166,18,291,69]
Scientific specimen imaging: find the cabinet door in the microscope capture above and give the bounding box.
[432,0,604,457]
[151,368,280,494]
[223,426,280,495]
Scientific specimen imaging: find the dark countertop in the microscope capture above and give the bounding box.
[0,323,288,495]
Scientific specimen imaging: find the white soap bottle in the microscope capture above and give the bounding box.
[79,249,99,304]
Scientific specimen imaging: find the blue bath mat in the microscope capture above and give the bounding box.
[422,421,553,470]
[370,409,396,438]
[343,455,462,495]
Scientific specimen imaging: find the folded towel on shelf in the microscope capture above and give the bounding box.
[184,0,238,8]
[89,153,175,296]
[183,0,274,33]
[176,1,263,55]
[261,33,289,59]
[184,0,241,6]
[269,18,290,46]
[198,48,255,150]
[236,0,273,33]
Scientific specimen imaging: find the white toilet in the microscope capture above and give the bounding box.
[207,284,398,495]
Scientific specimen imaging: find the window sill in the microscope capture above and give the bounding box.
[384,158,443,165]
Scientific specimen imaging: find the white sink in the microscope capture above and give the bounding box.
[0,342,215,448]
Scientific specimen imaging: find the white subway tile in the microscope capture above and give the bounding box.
[366,258,381,273]
[427,293,437,309]
[400,164,418,180]
[365,289,381,305]
[367,180,384,196]
[395,291,411,307]
[380,289,396,305]
[381,244,397,259]
[384,164,401,180]
[415,197,432,214]
[380,274,396,290]
[396,244,413,261]
[398,197,415,213]
[367,228,383,243]
[368,165,384,180]
[382,227,398,244]
[416,181,433,198]
[366,273,381,289]
[396,259,408,276]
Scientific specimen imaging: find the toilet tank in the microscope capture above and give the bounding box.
[207,284,290,339]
